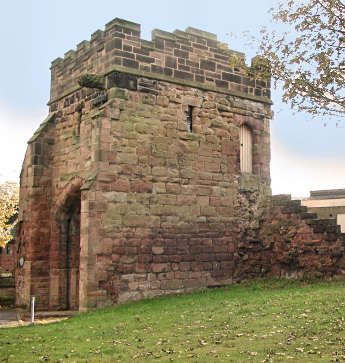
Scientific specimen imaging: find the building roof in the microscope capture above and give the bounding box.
[310,189,345,200]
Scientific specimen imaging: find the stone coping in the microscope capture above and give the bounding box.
[48,65,272,106]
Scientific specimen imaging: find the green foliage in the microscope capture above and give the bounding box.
[257,0,345,117]
[249,56,271,81]
[0,182,18,248]
[228,53,246,69]
[0,279,344,362]
[77,73,105,89]
[227,53,270,82]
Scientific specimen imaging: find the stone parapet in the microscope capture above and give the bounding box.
[49,18,271,103]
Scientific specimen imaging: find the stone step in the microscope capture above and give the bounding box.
[0,294,15,307]
[306,218,337,226]
[326,225,341,233]
[288,199,302,207]
[22,310,78,320]
[271,194,292,206]
[311,223,340,234]
[0,310,20,326]
[280,205,307,214]
[302,217,342,235]
[300,212,318,220]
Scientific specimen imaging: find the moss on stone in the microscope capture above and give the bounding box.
[249,56,271,81]
[142,94,156,105]
[108,87,129,100]
[80,171,99,190]
[135,123,150,134]
[60,172,79,182]
[91,109,106,120]
[180,133,201,141]
[78,73,105,89]
[62,131,74,140]
[72,135,80,145]
[239,174,261,191]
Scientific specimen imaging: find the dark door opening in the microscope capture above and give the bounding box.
[60,192,81,310]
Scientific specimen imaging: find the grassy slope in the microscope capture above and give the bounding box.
[0,279,344,362]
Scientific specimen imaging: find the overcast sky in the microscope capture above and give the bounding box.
[1,0,344,197]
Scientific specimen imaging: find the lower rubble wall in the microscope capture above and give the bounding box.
[236,195,345,281]
[85,195,345,309]
[14,194,345,310]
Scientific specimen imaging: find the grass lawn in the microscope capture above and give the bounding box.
[0,279,344,362]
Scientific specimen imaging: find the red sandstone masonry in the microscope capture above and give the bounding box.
[235,195,345,280]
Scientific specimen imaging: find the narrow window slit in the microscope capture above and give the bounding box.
[186,105,193,133]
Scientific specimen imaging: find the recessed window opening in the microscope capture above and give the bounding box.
[240,124,253,173]
[186,105,193,133]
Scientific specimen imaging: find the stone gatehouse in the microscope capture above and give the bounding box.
[16,19,344,311]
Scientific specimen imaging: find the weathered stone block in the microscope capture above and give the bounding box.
[108,87,130,100]
[200,60,216,71]
[183,279,204,289]
[151,264,170,273]
[152,246,164,255]
[112,178,131,192]
[120,255,138,264]
[122,215,160,228]
[161,279,183,290]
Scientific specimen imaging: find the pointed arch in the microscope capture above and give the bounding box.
[53,177,84,310]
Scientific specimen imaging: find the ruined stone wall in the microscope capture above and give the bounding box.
[266,196,345,278]
[16,116,56,307]
[16,89,101,309]
[235,195,345,280]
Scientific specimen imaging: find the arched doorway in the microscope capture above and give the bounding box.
[58,191,81,310]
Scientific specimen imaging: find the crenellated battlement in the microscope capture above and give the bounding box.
[49,18,271,104]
